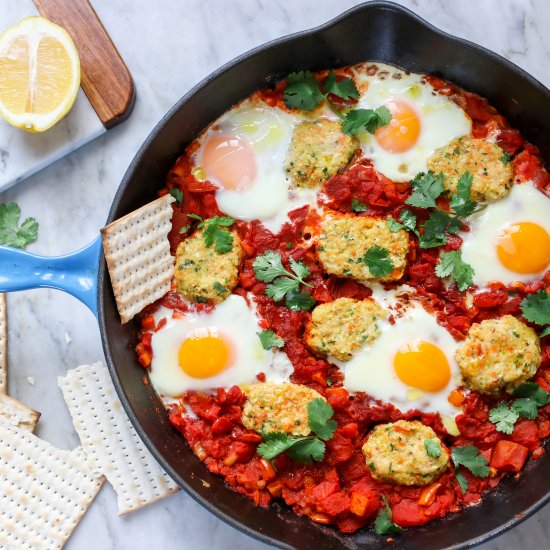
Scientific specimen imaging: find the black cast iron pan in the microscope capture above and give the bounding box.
[2,3,550,548]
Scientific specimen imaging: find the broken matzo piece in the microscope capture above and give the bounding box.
[0,422,104,550]
[0,293,6,393]
[0,393,40,432]
[101,194,175,323]
[58,362,179,514]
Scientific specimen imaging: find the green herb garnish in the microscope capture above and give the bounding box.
[451,446,489,493]
[257,398,337,463]
[424,439,442,458]
[169,188,183,204]
[521,290,550,337]
[342,106,392,136]
[257,329,285,350]
[374,496,402,536]
[0,203,39,249]
[435,250,474,291]
[362,245,394,277]
[253,251,315,310]
[187,214,235,254]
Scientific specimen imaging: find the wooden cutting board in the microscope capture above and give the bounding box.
[0,0,135,193]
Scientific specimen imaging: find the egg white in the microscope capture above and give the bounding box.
[193,100,318,233]
[335,300,462,418]
[149,295,293,397]
[353,63,471,182]
[461,182,550,286]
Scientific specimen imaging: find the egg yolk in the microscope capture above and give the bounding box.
[178,336,232,379]
[201,134,257,191]
[375,99,421,153]
[496,222,550,274]
[394,340,451,392]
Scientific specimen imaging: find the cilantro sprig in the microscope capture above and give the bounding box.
[424,438,442,458]
[342,106,392,136]
[257,329,284,350]
[404,171,482,251]
[451,445,489,493]
[257,398,337,463]
[169,188,183,204]
[253,251,316,311]
[521,291,550,337]
[283,70,391,137]
[435,250,474,291]
[489,382,550,434]
[187,214,235,254]
[0,203,39,249]
[374,496,402,536]
[362,245,394,278]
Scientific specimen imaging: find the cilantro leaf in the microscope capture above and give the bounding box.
[419,210,451,249]
[512,382,550,407]
[362,246,394,277]
[424,439,442,458]
[512,398,539,420]
[256,399,336,463]
[342,106,392,136]
[0,203,39,249]
[406,172,444,208]
[489,402,519,434]
[386,217,404,232]
[398,209,417,232]
[323,70,359,101]
[451,446,489,478]
[179,224,191,235]
[450,172,477,218]
[266,277,300,301]
[285,438,326,463]
[254,251,313,307]
[520,291,550,326]
[386,210,417,234]
[307,398,337,441]
[374,496,402,536]
[253,251,289,283]
[285,289,316,311]
[455,470,469,493]
[200,216,235,254]
[501,152,511,164]
[435,250,474,291]
[284,71,324,111]
[257,432,295,461]
[169,188,183,204]
[289,257,311,281]
[352,198,367,213]
[257,329,284,350]
[540,326,550,338]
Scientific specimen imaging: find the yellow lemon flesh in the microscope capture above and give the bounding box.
[0,16,80,132]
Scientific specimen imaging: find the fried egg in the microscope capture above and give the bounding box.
[149,295,292,396]
[335,299,462,418]
[353,63,471,182]
[192,100,317,232]
[461,182,550,286]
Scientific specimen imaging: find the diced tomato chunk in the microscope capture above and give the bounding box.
[490,440,529,472]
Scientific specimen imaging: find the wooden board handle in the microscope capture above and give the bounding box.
[33,0,135,128]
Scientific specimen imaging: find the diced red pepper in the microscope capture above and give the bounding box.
[141,315,155,331]
[490,440,529,472]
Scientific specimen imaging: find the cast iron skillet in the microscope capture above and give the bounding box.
[2,2,550,548]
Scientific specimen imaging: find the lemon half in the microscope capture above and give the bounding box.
[0,16,81,132]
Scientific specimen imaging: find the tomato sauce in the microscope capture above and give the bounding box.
[136,73,550,534]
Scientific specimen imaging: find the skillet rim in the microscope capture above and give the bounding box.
[98,2,550,548]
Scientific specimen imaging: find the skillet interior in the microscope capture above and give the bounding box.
[99,3,550,549]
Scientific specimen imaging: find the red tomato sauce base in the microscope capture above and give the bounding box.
[135,72,550,534]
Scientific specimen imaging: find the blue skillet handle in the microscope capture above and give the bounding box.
[0,236,102,317]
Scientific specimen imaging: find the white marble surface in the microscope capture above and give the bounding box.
[1,0,550,548]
